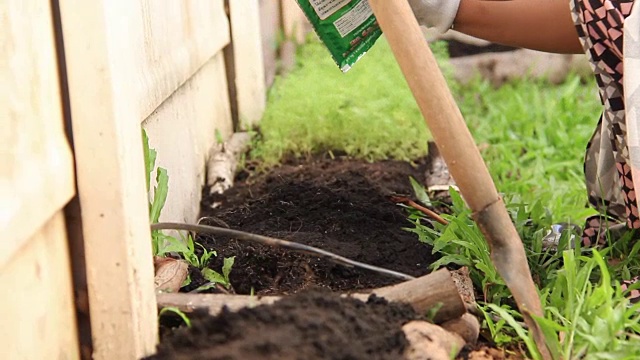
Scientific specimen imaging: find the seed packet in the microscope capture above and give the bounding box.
[296,0,382,72]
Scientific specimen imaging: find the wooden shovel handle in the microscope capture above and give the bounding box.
[367,1,550,358]
[368,0,498,212]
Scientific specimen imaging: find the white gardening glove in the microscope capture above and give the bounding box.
[407,0,462,33]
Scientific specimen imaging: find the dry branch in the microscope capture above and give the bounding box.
[391,196,448,225]
[157,269,466,324]
[207,132,252,195]
[359,268,465,323]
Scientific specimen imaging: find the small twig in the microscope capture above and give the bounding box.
[151,222,416,281]
[391,196,449,226]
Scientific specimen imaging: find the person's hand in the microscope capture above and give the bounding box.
[407,0,462,33]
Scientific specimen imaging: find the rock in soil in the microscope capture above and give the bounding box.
[149,289,417,360]
[195,156,438,295]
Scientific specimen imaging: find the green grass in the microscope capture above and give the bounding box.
[458,75,601,222]
[254,36,599,223]
[250,37,430,166]
[408,187,640,359]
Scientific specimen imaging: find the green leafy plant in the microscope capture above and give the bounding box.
[409,176,431,207]
[158,306,192,328]
[407,187,640,359]
[405,189,510,304]
[143,129,170,256]
[535,249,640,359]
[199,256,235,290]
[457,74,600,221]
[249,37,438,169]
[142,129,235,289]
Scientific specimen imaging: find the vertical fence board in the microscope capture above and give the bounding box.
[259,0,282,87]
[135,0,230,120]
[1,214,80,359]
[1,0,76,267]
[59,0,158,358]
[2,1,79,359]
[280,0,308,44]
[228,0,267,129]
[143,53,233,224]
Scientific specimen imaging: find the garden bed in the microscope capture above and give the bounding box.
[152,153,508,359]
[193,154,436,295]
[147,36,635,359]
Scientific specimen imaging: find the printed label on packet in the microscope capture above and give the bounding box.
[333,0,373,37]
[296,0,383,72]
[309,0,351,20]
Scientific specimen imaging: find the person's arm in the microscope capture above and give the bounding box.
[453,0,583,54]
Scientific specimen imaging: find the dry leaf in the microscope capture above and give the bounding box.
[154,257,188,293]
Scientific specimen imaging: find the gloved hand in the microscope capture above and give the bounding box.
[407,0,462,33]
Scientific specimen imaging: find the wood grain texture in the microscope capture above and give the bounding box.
[228,0,267,129]
[1,0,75,267]
[367,2,549,357]
[59,0,159,358]
[143,53,233,225]
[136,0,230,120]
[1,213,80,360]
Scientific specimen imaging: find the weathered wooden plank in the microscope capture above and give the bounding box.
[281,0,308,44]
[228,0,267,129]
[58,0,159,358]
[1,213,80,360]
[143,52,233,224]
[259,0,282,87]
[136,0,231,120]
[0,0,75,267]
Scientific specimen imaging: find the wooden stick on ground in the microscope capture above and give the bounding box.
[391,196,448,225]
[367,1,550,358]
[158,268,466,324]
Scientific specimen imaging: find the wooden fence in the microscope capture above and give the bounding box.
[2,1,309,359]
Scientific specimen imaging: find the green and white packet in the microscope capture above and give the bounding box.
[296,0,383,72]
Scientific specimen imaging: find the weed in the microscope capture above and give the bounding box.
[407,187,640,359]
[143,129,169,256]
[142,129,234,289]
[158,307,191,328]
[535,249,640,359]
[198,256,235,291]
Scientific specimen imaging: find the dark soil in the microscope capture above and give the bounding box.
[193,155,437,295]
[153,155,520,359]
[149,290,417,360]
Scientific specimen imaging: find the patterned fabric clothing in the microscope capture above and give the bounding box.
[571,0,638,246]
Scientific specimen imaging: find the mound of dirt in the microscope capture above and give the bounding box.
[149,290,417,360]
[195,156,436,295]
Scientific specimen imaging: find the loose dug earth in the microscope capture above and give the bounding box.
[150,290,417,360]
[193,155,437,295]
[152,156,446,359]
[155,155,523,359]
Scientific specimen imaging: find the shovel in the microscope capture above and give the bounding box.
[367,1,551,358]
